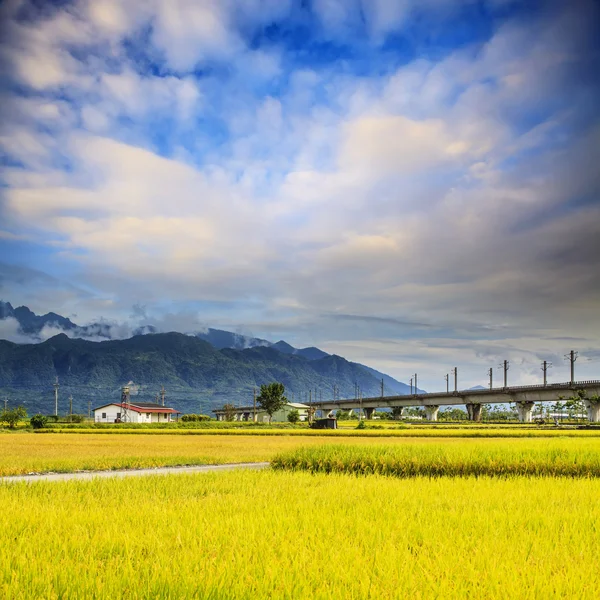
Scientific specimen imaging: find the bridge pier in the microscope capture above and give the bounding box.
[515,401,535,423]
[425,406,439,422]
[364,407,375,420]
[466,404,482,422]
[583,399,600,422]
[321,408,333,418]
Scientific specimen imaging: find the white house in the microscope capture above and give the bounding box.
[94,402,180,424]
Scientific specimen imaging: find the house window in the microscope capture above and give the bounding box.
[116,413,121,419]
[146,413,151,418]
[102,413,106,419]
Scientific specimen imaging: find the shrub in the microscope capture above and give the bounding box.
[356,420,366,430]
[30,414,48,429]
[181,414,212,422]
[287,409,300,424]
[68,414,86,423]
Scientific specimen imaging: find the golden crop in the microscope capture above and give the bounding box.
[272,441,600,477]
[3,433,600,476]
[1,470,600,599]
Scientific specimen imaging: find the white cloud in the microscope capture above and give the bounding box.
[1,0,598,390]
[151,0,241,71]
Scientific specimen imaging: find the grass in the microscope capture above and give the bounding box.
[2,470,600,598]
[272,441,600,478]
[3,433,600,477]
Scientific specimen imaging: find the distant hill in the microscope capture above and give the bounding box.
[271,340,330,361]
[0,300,419,413]
[1,301,77,334]
[195,328,271,350]
[0,332,412,416]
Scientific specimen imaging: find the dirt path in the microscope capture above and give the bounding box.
[0,462,270,484]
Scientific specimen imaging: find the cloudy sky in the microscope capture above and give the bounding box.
[1,0,599,391]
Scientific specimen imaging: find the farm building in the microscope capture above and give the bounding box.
[258,402,310,423]
[213,402,310,422]
[93,402,180,424]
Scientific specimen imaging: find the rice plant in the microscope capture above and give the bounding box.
[272,440,600,478]
[1,470,599,598]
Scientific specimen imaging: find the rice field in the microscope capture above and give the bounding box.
[272,441,600,477]
[31,425,600,437]
[1,469,599,599]
[4,433,600,476]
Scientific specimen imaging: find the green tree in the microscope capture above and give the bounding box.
[287,408,300,424]
[30,414,48,429]
[256,383,288,423]
[391,407,404,420]
[223,403,236,422]
[1,406,27,429]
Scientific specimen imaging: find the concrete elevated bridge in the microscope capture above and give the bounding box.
[215,381,600,423]
[316,380,600,422]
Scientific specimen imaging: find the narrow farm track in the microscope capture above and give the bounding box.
[0,461,270,484]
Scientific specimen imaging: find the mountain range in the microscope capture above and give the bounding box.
[0,301,421,415]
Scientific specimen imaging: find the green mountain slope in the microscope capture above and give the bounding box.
[0,332,399,416]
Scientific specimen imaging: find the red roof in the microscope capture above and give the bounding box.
[94,402,180,414]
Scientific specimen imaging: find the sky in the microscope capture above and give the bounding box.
[0,0,599,392]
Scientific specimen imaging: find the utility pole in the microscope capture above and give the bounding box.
[414,373,418,394]
[381,378,384,398]
[444,374,449,393]
[253,387,256,422]
[499,360,509,388]
[69,395,73,419]
[160,385,166,407]
[541,360,552,386]
[359,389,363,420]
[451,367,458,393]
[488,368,493,390]
[410,377,413,396]
[565,350,578,385]
[53,376,59,417]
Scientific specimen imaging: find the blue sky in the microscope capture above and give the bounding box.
[1,0,599,390]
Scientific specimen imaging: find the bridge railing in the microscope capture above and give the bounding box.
[319,380,600,406]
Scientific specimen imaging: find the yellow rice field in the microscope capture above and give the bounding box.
[2,470,599,599]
[31,425,600,437]
[3,432,600,476]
